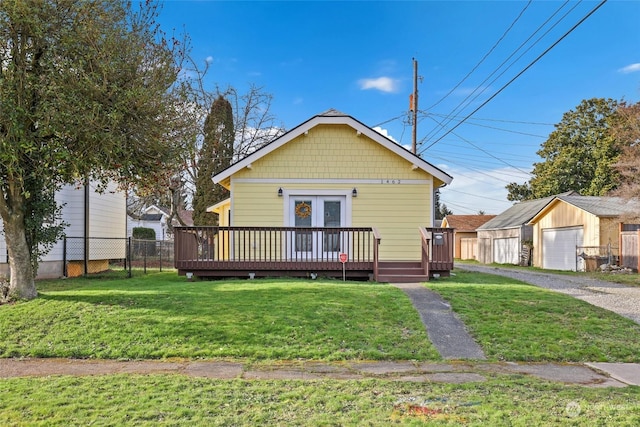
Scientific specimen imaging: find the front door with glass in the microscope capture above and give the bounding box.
[290,196,345,259]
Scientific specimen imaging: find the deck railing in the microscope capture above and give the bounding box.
[174,226,378,273]
[419,226,454,277]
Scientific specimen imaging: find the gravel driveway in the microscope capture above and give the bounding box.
[455,264,640,325]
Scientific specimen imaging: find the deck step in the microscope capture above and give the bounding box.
[377,274,429,283]
[377,261,428,283]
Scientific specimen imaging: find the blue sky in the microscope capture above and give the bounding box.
[157,0,640,214]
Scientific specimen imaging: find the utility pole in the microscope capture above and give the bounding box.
[411,58,418,154]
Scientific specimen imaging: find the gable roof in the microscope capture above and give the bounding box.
[212,109,453,186]
[528,195,640,224]
[140,213,163,221]
[442,215,496,231]
[477,191,579,231]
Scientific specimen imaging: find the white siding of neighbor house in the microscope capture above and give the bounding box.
[0,181,126,276]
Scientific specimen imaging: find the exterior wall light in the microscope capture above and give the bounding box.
[277,187,283,197]
[352,188,358,197]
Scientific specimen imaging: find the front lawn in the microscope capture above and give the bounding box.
[1,374,639,425]
[428,269,640,362]
[0,272,438,361]
[2,270,640,363]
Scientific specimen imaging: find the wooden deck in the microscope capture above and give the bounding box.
[174,226,453,281]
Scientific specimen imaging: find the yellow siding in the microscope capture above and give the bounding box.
[231,182,432,260]
[353,184,431,260]
[216,202,231,227]
[228,124,438,261]
[234,124,433,181]
[233,182,284,227]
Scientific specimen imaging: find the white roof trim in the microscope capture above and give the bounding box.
[212,113,453,185]
[206,198,230,213]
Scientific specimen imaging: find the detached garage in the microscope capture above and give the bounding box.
[529,195,640,271]
[476,194,568,265]
[541,227,583,271]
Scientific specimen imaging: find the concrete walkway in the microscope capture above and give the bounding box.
[391,282,486,360]
[1,358,638,387]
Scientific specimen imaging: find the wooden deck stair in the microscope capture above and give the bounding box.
[377,261,428,283]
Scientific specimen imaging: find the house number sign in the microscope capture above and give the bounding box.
[381,179,401,184]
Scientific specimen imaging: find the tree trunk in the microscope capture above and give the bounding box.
[3,214,37,300]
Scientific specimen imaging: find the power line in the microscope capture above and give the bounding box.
[443,188,517,204]
[422,1,575,145]
[424,112,549,138]
[424,115,533,175]
[427,1,533,111]
[426,154,529,184]
[426,112,554,126]
[420,0,607,153]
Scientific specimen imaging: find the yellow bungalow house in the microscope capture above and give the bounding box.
[175,109,454,282]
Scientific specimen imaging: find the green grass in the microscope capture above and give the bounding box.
[0,374,638,425]
[0,272,438,361]
[428,269,640,362]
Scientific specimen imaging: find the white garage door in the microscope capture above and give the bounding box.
[542,227,583,271]
[493,237,519,264]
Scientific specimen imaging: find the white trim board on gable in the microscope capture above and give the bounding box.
[212,110,453,186]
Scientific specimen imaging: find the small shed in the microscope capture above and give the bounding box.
[441,215,496,260]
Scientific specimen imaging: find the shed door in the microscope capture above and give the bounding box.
[460,238,477,260]
[542,227,583,271]
[493,237,519,264]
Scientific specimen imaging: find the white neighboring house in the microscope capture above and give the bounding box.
[127,205,193,240]
[0,181,126,279]
[127,205,168,241]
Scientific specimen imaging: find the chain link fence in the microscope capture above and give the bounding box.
[63,237,174,278]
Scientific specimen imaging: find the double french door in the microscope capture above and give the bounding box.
[290,196,345,259]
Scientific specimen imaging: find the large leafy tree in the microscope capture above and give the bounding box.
[612,102,640,201]
[507,98,622,201]
[0,0,188,300]
[192,95,235,225]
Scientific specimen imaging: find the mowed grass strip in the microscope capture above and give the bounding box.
[0,272,438,361]
[1,374,639,426]
[427,269,640,362]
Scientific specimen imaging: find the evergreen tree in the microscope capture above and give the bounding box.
[434,190,453,220]
[193,96,235,225]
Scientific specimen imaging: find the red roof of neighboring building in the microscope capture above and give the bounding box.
[442,215,496,232]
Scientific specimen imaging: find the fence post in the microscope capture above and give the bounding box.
[159,239,163,272]
[143,240,147,274]
[62,237,67,278]
[83,236,88,277]
[128,237,132,278]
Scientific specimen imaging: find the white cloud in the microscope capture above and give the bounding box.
[372,126,398,143]
[618,63,640,74]
[358,77,400,93]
